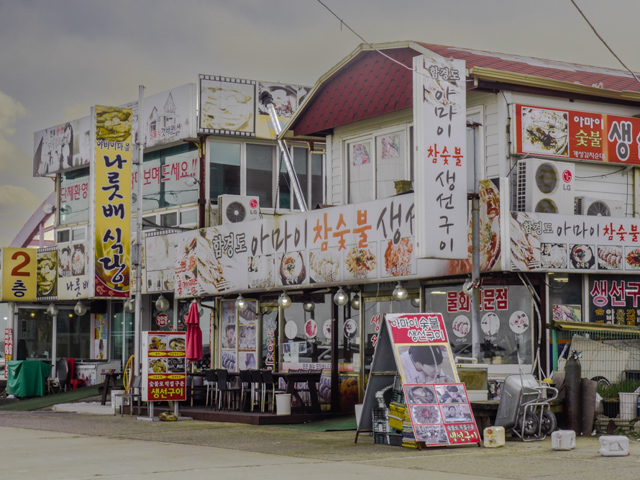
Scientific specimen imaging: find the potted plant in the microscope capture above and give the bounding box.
[598,381,640,419]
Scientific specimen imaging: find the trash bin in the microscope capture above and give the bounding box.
[276,394,292,415]
[111,389,125,414]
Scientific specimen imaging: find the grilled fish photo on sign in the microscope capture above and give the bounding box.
[521,107,569,156]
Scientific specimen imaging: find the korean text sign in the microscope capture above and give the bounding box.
[93,106,132,298]
[142,331,187,402]
[413,55,467,260]
[2,248,37,302]
[515,104,640,165]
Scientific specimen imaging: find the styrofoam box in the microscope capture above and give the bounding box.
[483,426,505,448]
[552,430,576,450]
[599,435,630,456]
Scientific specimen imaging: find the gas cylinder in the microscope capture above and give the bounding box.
[565,352,582,434]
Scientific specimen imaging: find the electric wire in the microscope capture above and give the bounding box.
[570,0,640,85]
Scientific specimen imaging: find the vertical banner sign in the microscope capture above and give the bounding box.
[142,331,187,402]
[94,106,132,298]
[2,248,37,302]
[4,329,13,379]
[414,55,467,259]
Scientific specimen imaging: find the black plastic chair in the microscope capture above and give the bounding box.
[204,370,218,409]
[261,369,286,413]
[249,370,264,412]
[238,370,253,411]
[215,369,240,410]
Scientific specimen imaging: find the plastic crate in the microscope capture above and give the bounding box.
[372,407,390,433]
[374,432,403,446]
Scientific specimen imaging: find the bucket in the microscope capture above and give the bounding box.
[552,430,576,450]
[111,390,125,414]
[619,392,638,420]
[275,394,292,415]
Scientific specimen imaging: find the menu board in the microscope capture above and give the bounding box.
[403,383,480,446]
[142,331,187,402]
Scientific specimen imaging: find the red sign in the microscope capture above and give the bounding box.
[156,313,170,327]
[4,328,12,379]
[386,313,448,344]
[143,331,187,402]
[515,104,640,165]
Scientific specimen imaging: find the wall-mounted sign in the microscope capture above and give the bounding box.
[33,116,91,177]
[514,104,640,165]
[2,248,37,302]
[413,54,468,260]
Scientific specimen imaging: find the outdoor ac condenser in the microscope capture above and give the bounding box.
[516,158,575,215]
[217,195,260,225]
[574,197,625,218]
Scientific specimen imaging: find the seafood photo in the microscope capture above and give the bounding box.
[345,246,377,279]
[597,245,622,270]
[521,107,569,156]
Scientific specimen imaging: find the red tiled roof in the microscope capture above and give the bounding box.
[291,42,640,137]
[419,43,640,93]
[291,48,414,137]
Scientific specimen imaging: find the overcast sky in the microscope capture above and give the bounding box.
[0,0,639,248]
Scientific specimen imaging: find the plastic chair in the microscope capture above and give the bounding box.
[261,369,286,413]
[113,376,142,416]
[249,370,264,412]
[204,370,218,409]
[215,369,240,410]
[238,370,252,411]
[66,358,84,390]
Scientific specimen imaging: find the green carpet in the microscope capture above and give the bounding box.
[274,415,357,431]
[0,384,105,411]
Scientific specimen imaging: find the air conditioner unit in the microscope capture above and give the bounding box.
[516,159,575,215]
[217,195,260,225]
[574,197,625,218]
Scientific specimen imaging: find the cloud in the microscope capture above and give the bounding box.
[0,90,27,134]
[0,184,47,246]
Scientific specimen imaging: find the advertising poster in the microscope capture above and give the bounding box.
[93,106,132,298]
[413,54,468,260]
[94,313,107,359]
[33,116,91,177]
[145,233,178,293]
[514,104,640,165]
[199,76,256,136]
[589,275,640,325]
[510,211,640,273]
[404,383,480,446]
[142,331,187,402]
[58,242,89,300]
[256,81,309,139]
[36,247,57,300]
[2,248,37,302]
[4,329,12,379]
[122,83,197,149]
[59,173,90,225]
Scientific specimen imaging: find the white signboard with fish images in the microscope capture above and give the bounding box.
[510,211,640,273]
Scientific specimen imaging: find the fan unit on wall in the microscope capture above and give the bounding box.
[217,195,260,225]
[574,197,625,218]
[516,158,575,215]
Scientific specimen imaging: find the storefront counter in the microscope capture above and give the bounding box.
[6,360,52,397]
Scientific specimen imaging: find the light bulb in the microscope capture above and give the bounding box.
[124,298,135,313]
[334,287,349,306]
[74,301,88,316]
[155,294,170,312]
[278,292,292,309]
[303,301,315,312]
[236,295,248,312]
[351,294,360,310]
[392,282,408,301]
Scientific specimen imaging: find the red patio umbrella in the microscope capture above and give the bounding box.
[185,300,203,362]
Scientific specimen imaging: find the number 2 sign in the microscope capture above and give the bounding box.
[2,248,37,302]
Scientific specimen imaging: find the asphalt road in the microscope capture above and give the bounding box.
[1,410,640,479]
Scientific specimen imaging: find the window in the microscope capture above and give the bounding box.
[136,144,199,211]
[59,167,90,226]
[347,128,408,203]
[209,139,324,211]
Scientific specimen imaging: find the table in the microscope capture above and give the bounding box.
[6,360,52,397]
[276,371,323,413]
[100,371,122,405]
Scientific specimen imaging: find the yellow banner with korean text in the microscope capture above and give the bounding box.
[2,248,38,301]
[93,106,132,298]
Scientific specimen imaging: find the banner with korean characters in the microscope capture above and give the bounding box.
[385,313,480,447]
[513,104,640,165]
[57,241,89,300]
[588,275,640,325]
[4,328,12,378]
[144,231,179,294]
[510,211,640,273]
[168,190,504,299]
[413,54,467,260]
[93,106,132,298]
[2,248,37,302]
[142,331,187,402]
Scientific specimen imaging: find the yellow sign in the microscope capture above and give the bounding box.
[93,106,132,298]
[2,248,37,301]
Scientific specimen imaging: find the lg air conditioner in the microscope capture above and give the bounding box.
[516,158,575,215]
[574,197,625,218]
[217,195,260,225]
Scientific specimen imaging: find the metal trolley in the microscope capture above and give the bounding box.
[494,373,558,441]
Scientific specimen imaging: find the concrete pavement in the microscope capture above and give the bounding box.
[1,410,640,479]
